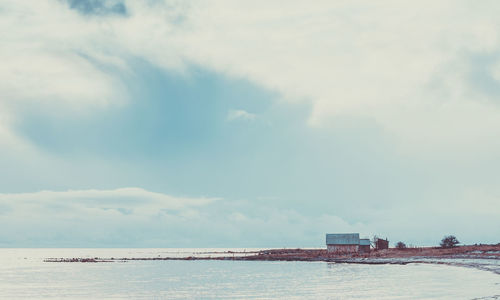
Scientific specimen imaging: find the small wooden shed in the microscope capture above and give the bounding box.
[326,233,360,253]
[359,238,371,253]
[375,238,389,250]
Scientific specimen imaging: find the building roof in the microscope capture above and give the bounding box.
[359,239,371,246]
[326,233,360,245]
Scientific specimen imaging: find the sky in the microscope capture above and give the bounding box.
[0,0,499,247]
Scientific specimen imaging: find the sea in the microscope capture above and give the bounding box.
[0,248,499,299]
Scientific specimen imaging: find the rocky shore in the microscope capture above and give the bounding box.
[44,244,500,275]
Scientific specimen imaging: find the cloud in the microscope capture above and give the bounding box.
[0,0,190,149]
[0,188,371,247]
[0,1,499,247]
[2,0,500,159]
[227,109,256,121]
[177,1,500,158]
[0,187,217,214]
[0,0,127,106]
[0,187,221,246]
[0,187,498,247]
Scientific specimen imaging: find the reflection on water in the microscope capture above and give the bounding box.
[0,249,499,299]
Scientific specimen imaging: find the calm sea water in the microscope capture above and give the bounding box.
[0,248,499,299]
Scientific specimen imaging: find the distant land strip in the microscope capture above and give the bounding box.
[44,244,500,275]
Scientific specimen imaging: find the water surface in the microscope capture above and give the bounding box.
[0,249,498,299]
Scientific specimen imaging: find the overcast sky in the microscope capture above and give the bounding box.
[1,0,499,247]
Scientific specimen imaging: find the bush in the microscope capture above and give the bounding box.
[440,235,460,248]
[395,241,407,249]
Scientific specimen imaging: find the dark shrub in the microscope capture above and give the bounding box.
[395,241,407,249]
[440,235,460,248]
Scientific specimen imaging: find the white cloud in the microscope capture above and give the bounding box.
[176,2,500,157]
[227,109,256,121]
[2,0,500,159]
[0,1,126,107]
[0,187,223,246]
[0,188,371,246]
[1,1,499,247]
[174,0,500,159]
[0,186,369,246]
[0,187,218,218]
[0,187,498,246]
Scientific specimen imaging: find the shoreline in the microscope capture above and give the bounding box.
[44,244,500,275]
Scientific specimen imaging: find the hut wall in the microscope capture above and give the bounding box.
[327,244,359,253]
[359,245,370,253]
